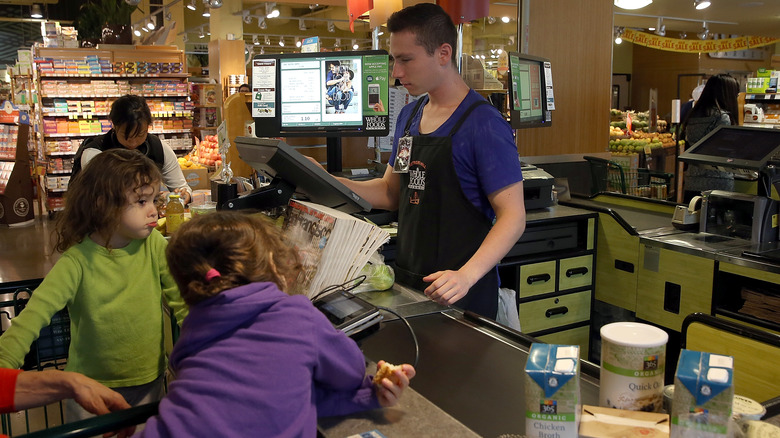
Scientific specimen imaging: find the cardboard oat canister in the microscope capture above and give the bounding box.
[671,349,734,438]
[600,322,668,412]
[525,343,580,438]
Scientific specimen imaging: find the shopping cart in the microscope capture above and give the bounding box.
[584,155,673,200]
[0,279,70,437]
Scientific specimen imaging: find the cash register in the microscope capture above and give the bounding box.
[679,126,780,261]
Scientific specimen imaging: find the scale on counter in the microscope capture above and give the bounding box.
[313,289,383,338]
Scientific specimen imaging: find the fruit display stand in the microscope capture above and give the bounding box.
[0,102,34,226]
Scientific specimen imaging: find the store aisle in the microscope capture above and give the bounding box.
[0,215,59,284]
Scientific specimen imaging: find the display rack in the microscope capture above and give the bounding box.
[738,92,780,129]
[190,81,219,140]
[31,46,193,214]
[0,101,35,226]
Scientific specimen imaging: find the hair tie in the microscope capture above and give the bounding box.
[205,268,221,282]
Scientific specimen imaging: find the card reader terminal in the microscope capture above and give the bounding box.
[313,289,383,337]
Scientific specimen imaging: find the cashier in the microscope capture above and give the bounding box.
[330,4,526,319]
[71,94,192,204]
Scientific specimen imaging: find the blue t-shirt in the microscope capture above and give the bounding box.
[390,89,523,221]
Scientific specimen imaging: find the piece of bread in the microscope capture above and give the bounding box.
[373,362,401,385]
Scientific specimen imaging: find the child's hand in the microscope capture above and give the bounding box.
[373,360,416,408]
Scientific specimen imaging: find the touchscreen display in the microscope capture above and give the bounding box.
[321,295,364,320]
[691,128,780,161]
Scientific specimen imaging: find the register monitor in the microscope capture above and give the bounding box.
[230,136,371,214]
[507,52,554,129]
[679,125,780,173]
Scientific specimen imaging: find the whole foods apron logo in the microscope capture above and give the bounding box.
[408,167,425,190]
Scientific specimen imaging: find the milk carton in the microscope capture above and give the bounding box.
[671,349,734,438]
[524,343,580,438]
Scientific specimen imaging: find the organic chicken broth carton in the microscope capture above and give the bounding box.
[524,344,580,438]
[600,322,668,413]
[671,349,734,438]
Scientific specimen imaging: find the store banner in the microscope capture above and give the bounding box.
[348,0,374,32]
[621,29,779,53]
[439,0,489,25]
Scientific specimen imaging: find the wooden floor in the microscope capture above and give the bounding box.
[0,213,59,284]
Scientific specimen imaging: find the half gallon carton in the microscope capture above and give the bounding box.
[671,349,734,438]
[524,343,580,438]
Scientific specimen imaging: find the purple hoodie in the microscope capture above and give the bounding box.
[137,282,380,437]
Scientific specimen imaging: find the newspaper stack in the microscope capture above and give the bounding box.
[283,199,391,298]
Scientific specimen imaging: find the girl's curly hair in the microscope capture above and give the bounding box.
[166,211,303,305]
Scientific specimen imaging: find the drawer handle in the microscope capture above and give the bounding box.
[545,306,568,318]
[565,267,589,277]
[527,273,551,285]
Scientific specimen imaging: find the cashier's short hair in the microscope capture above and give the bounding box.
[387,3,457,66]
[166,211,303,305]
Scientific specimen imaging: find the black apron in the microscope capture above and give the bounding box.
[394,98,499,319]
[71,129,165,179]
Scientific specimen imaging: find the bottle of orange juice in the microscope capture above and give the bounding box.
[166,194,185,235]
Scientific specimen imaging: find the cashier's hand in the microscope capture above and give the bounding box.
[173,188,191,205]
[422,270,473,306]
[374,361,416,408]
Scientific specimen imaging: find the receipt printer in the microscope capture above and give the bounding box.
[672,196,703,231]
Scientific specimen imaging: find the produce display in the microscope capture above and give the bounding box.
[608,132,675,153]
[609,109,667,133]
[184,135,222,168]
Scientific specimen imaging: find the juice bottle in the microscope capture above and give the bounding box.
[166,194,185,235]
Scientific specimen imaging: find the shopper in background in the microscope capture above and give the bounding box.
[71,94,192,204]
[679,74,739,202]
[237,84,251,93]
[0,368,135,437]
[679,83,705,123]
[0,149,188,424]
[139,211,415,437]
[323,3,526,319]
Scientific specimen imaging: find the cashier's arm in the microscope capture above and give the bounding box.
[424,181,526,306]
[335,165,401,211]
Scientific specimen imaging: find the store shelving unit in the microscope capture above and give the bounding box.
[738,92,780,129]
[190,82,219,140]
[31,46,193,214]
[0,101,35,226]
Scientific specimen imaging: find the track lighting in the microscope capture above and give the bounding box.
[258,16,267,29]
[487,16,496,24]
[279,37,285,47]
[299,19,306,31]
[614,26,624,44]
[243,11,252,24]
[352,39,358,50]
[694,0,711,10]
[147,18,155,30]
[295,37,301,48]
[142,26,149,33]
[679,31,687,39]
[182,34,188,42]
[133,26,141,37]
[199,28,205,38]
[614,0,653,9]
[187,0,196,10]
[334,38,340,48]
[266,2,279,18]
[698,21,709,39]
[208,0,222,8]
[264,35,270,45]
[202,9,210,17]
[501,16,510,23]
[253,35,259,45]
[30,4,42,18]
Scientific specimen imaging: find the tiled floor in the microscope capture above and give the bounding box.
[0,213,59,284]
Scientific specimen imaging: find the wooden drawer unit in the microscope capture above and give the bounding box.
[535,325,590,359]
[559,254,593,291]
[518,261,556,298]
[519,290,591,333]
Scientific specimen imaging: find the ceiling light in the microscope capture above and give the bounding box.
[243,11,252,24]
[295,37,301,48]
[487,16,496,24]
[165,11,172,20]
[694,0,711,10]
[377,30,384,36]
[654,17,665,36]
[266,2,280,18]
[501,16,510,23]
[679,31,687,39]
[299,19,306,31]
[142,26,149,33]
[258,16,267,29]
[147,18,155,30]
[30,4,43,18]
[133,26,141,37]
[279,37,285,47]
[199,28,205,38]
[352,39,359,50]
[208,0,222,8]
[253,35,259,45]
[260,47,265,55]
[614,0,653,10]
[614,26,624,44]
[202,9,210,17]
[327,21,335,32]
[187,0,196,10]
[697,21,709,39]
[264,35,270,45]
[182,34,188,42]
[334,38,340,48]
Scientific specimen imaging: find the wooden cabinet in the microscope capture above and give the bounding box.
[498,211,597,359]
[636,244,714,331]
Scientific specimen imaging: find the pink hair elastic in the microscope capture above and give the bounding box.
[205,268,221,281]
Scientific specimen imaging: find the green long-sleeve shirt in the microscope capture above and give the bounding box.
[0,230,188,387]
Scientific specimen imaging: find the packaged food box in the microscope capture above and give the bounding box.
[524,343,580,438]
[580,405,669,437]
[671,349,734,438]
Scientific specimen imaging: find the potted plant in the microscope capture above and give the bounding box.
[75,0,142,46]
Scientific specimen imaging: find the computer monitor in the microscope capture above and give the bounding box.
[230,136,371,214]
[679,125,780,172]
[507,52,553,129]
[250,50,390,138]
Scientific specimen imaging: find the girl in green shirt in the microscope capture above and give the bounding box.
[0,149,188,423]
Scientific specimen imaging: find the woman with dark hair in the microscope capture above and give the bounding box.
[71,95,192,204]
[679,73,740,202]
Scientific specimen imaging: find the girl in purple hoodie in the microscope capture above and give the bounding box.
[139,211,414,437]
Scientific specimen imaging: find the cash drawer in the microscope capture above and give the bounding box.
[518,261,556,298]
[519,290,592,333]
[558,255,593,291]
